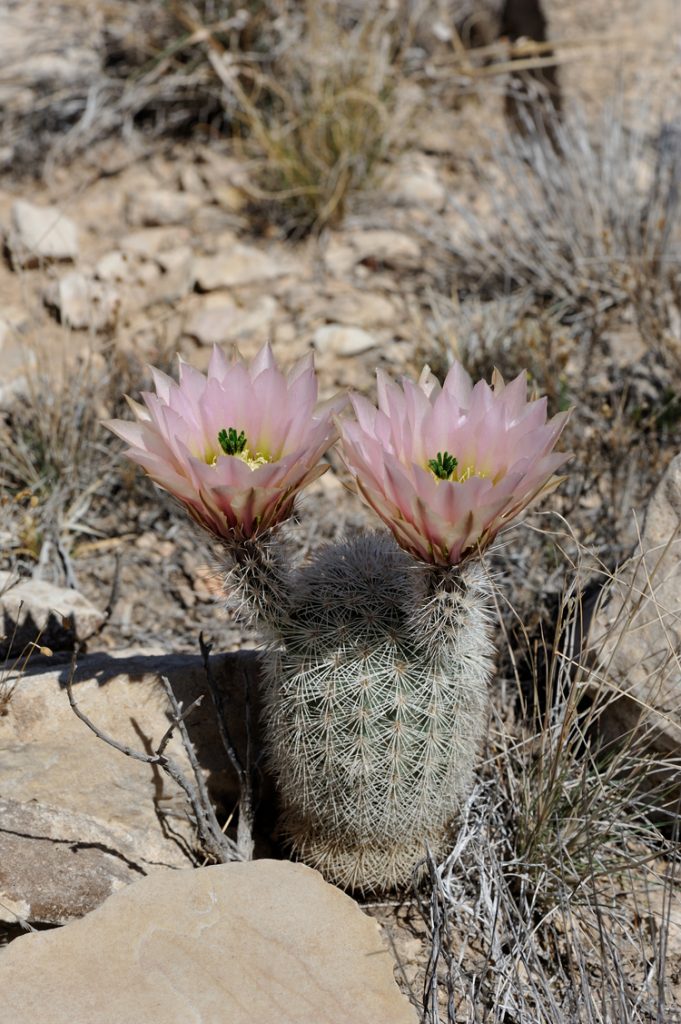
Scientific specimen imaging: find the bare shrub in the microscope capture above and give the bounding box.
[195,0,414,232]
[450,96,681,328]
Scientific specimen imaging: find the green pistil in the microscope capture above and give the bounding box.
[218,427,247,456]
[428,451,458,481]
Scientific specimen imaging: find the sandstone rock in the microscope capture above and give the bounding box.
[0,572,105,654]
[325,229,421,275]
[119,226,191,258]
[185,295,278,346]
[0,799,154,926]
[44,271,120,332]
[126,188,201,228]
[314,323,378,357]
[0,648,261,925]
[156,245,194,277]
[95,249,158,286]
[323,289,396,328]
[589,454,681,767]
[7,200,79,266]
[194,244,295,291]
[0,861,416,1024]
[151,246,195,302]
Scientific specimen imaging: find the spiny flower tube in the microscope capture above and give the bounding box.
[105,343,343,542]
[339,362,570,565]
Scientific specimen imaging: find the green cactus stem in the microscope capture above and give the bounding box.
[227,529,494,893]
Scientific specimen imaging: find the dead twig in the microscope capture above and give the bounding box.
[199,632,255,861]
[65,647,240,864]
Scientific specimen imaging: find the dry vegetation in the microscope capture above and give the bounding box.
[1,1,680,1021]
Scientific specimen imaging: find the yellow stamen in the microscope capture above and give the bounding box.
[236,449,269,470]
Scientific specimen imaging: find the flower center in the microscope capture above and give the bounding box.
[428,451,458,480]
[218,427,247,455]
[215,427,268,470]
[428,451,487,483]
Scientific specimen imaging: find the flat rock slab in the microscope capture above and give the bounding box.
[7,200,79,266]
[44,271,120,332]
[0,648,260,924]
[0,572,105,655]
[0,860,416,1024]
[194,243,295,290]
[0,798,148,926]
[314,322,378,357]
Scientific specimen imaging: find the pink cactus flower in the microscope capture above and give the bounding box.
[105,343,343,542]
[339,363,570,565]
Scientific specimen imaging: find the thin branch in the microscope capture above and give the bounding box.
[65,648,240,864]
[199,632,255,860]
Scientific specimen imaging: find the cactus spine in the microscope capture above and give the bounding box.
[228,530,494,893]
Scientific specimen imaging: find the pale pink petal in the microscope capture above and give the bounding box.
[340,360,570,564]
[442,361,473,406]
[104,343,338,541]
[208,344,231,380]
[249,341,276,378]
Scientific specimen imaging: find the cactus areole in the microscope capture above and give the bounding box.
[110,345,569,893]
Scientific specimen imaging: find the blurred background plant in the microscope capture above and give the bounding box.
[447,96,681,340]
[0,343,158,580]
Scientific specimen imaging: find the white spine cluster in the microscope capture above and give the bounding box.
[228,530,494,892]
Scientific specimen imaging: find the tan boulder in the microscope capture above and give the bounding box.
[0,648,260,924]
[0,860,416,1024]
[7,200,79,266]
[0,571,105,655]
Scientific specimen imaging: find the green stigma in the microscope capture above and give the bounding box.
[218,427,248,456]
[428,451,458,481]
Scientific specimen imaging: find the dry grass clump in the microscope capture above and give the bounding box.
[5,0,414,230]
[418,545,681,1023]
[450,96,681,332]
[194,0,413,232]
[0,344,154,579]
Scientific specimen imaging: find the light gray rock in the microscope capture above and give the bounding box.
[185,295,278,346]
[323,289,396,328]
[0,798,154,926]
[0,861,416,1024]
[126,188,201,228]
[314,323,378,357]
[95,249,158,286]
[7,200,79,266]
[324,229,421,275]
[44,271,120,332]
[0,572,105,654]
[589,454,681,766]
[0,648,261,925]
[194,244,295,291]
[119,226,191,258]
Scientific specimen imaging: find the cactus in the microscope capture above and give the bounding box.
[229,529,494,892]
[109,343,567,892]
